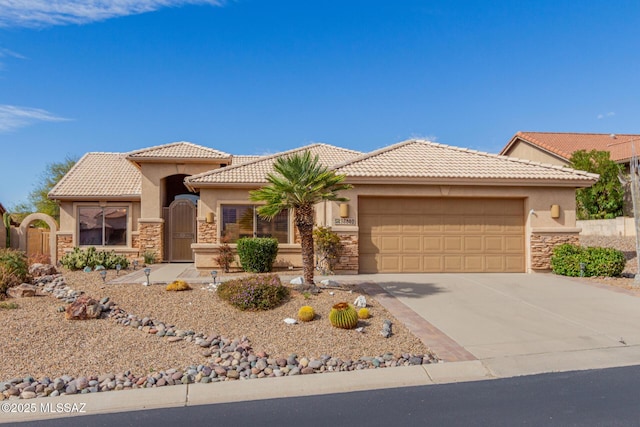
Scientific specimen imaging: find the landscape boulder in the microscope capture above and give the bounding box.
[6,283,37,298]
[65,296,102,320]
[29,263,57,278]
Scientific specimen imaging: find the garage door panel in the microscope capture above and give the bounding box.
[380,256,400,272]
[444,256,463,271]
[424,237,443,252]
[505,256,525,272]
[485,236,505,252]
[380,236,400,251]
[444,236,463,252]
[359,197,524,273]
[402,256,421,271]
[402,236,421,252]
[464,256,483,271]
[464,236,483,251]
[423,256,443,271]
[505,236,524,252]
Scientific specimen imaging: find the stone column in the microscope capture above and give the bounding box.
[530,232,579,270]
[138,219,164,263]
[333,232,359,274]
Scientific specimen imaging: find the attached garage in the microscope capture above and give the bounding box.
[358,197,525,273]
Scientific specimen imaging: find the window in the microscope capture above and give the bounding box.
[78,207,127,246]
[221,205,289,243]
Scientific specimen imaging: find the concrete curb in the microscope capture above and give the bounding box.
[0,362,493,424]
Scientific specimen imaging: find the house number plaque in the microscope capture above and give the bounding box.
[334,218,356,226]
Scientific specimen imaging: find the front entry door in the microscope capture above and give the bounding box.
[165,199,196,262]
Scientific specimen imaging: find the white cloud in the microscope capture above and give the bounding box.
[597,111,615,120]
[0,0,223,28]
[0,105,71,132]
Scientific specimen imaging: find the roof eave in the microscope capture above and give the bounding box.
[185,181,265,191]
[126,156,232,164]
[48,195,142,202]
[343,176,598,187]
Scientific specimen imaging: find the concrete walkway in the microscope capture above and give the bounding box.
[8,268,640,423]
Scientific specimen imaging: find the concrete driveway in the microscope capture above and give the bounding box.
[345,273,640,377]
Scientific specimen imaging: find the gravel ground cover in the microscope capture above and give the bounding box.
[0,270,432,382]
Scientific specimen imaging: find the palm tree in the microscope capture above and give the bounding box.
[249,151,352,287]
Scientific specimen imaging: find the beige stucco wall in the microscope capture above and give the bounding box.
[194,182,580,273]
[140,162,222,218]
[504,142,568,166]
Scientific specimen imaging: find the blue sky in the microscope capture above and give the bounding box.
[0,0,638,208]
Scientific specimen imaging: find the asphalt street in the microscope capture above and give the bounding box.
[12,364,640,427]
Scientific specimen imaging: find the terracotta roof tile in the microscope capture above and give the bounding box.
[49,153,141,199]
[186,143,362,185]
[504,132,640,163]
[127,141,230,160]
[333,139,599,183]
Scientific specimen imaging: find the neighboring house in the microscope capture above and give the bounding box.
[500,131,640,215]
[500,131,640,169]
[49,139,597,273]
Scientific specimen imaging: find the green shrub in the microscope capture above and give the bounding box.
[60,247,130,271]
[0,249,29,294]
[551,244,625,277]
[236,238,279,273]
[217,274,290,311]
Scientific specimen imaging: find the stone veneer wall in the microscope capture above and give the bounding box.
[138,221,163,263]
[197,219,217,244]
[530,233,579,270]
[56,234,73,263]
[333,233,358,274]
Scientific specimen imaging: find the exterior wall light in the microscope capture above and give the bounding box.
[206,212,215,224]
[550,205,560,219]
[339,203,349,218]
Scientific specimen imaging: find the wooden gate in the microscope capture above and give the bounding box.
[27,228,50,261]
[163,199,196,262]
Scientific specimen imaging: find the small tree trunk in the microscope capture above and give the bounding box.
[295,204,316,289]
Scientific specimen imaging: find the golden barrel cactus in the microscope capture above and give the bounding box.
[357,307,370,319]
[298,305,315,322]
[329,302,359,329]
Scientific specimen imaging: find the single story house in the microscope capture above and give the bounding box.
[49,139,598,274]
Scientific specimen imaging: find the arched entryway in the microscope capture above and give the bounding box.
[164,199,196,262]
[18,213,58,264]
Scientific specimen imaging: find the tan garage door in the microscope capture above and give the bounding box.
[359,197,525,273]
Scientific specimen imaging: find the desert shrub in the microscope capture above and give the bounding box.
[60,247,129,271]
[166,280,191,291]
[236,238,278,273]
[143,250,157,265]
[313,226,342,274]
[0,249,29,294]
[28,252,51,266]
[551,244,625,277]
[0,301,19,310]
[298,305,315,322]
[217,273,289,311]
[215,235,235,273]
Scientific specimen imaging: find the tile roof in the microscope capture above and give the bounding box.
[333,139,599,184]
[186,143,363,186]
[231,155,263,165]
[502,132,640,163]
[127,141,231,160]
[49,153,141,199]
